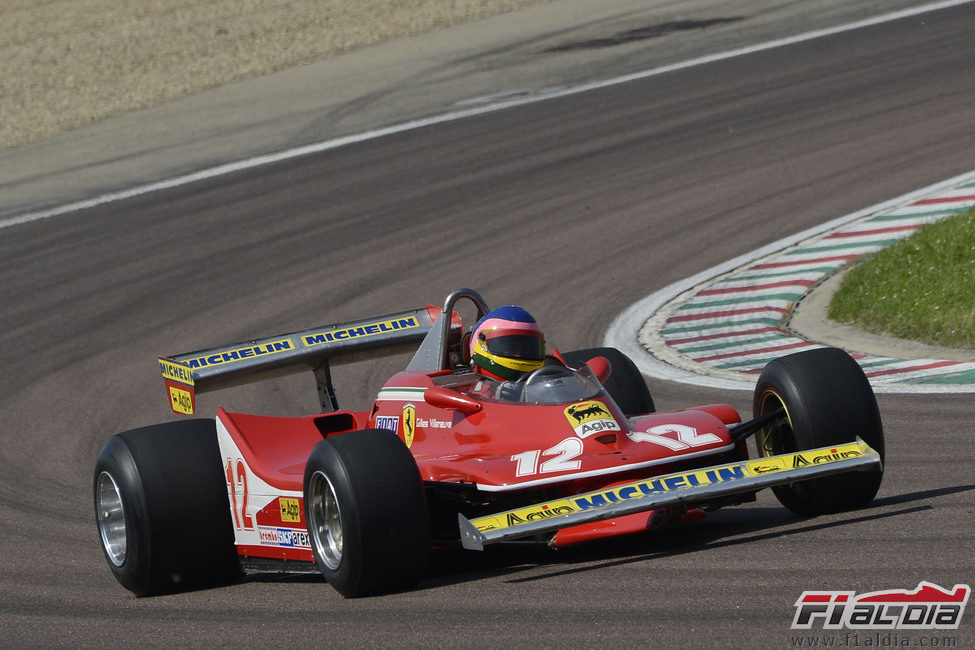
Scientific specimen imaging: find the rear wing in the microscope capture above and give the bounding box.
[158,305,443,415]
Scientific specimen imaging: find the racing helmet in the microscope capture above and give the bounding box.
[469,306,545,381]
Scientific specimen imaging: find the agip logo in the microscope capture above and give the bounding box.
[168,385,194,415]
[278,497,301,523]
[564,401,620,438]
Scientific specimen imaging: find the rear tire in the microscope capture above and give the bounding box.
[303,429,430,597]
[93,419,241,596]
[562,347,655,416]
[753,347,884,515]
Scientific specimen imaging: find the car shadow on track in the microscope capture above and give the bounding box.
[415,483,974,590]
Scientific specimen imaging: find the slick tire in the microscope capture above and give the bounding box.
[753,347,885,516]
[93,419,241,596]
[562,347,655,416]
[303,429,430,598]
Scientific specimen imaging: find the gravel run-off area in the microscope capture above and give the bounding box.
[2,0,552,151]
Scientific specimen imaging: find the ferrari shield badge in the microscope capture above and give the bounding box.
[402,403,416,448]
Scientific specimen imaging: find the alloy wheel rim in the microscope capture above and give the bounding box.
[96,471,127,567]
[308,470,344,570]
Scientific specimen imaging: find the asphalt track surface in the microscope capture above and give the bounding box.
[2,4,974,647]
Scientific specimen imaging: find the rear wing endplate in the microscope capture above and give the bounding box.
[158,305,442,415]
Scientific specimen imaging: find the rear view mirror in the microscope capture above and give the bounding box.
[424,386,482,413]
[585,356,612,384]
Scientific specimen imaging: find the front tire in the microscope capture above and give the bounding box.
[753,347,884,515]
[303,429,430,597]
[93,419,241,596]
[562,347,655,416]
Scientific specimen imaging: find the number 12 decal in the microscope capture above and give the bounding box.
[225,458,254,530]
[627,424,721,450]
[511,437,583,476]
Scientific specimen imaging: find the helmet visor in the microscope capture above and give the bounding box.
[483,334,545,361]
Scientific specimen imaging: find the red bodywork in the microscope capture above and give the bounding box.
[161,290,755,566]
[217,365,747,565]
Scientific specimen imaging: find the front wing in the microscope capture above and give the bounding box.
[458,439,881,550]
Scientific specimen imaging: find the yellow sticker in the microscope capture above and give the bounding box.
[279,497,301,523]
[159,358,194,385]
[749,442,864,475]
[168,386,194,415]
[784,444,864,467]
[402,403,416,448]
[747,458,788,475]
[490,499,578,530]
[564,401,612,426]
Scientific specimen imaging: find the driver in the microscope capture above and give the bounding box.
[469,305,546,382]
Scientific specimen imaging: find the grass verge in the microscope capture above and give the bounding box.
[828,207,975,349]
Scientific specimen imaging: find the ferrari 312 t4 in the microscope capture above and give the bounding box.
[93,289,884,597]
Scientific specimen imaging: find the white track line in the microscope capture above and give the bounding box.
[3,0,973,230]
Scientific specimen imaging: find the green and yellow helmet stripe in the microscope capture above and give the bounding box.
[471,339,544,380]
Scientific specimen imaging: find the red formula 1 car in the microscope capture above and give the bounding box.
[94,289,885,597]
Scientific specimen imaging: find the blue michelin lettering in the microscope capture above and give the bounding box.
[185,340,294,368]
[664,476,687,490]
[639,480,665,496]
[574,466,750,511]
[718,467,746,481]
[617,486,638,500]
[574,494,610,510]
[302,317,420,347]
